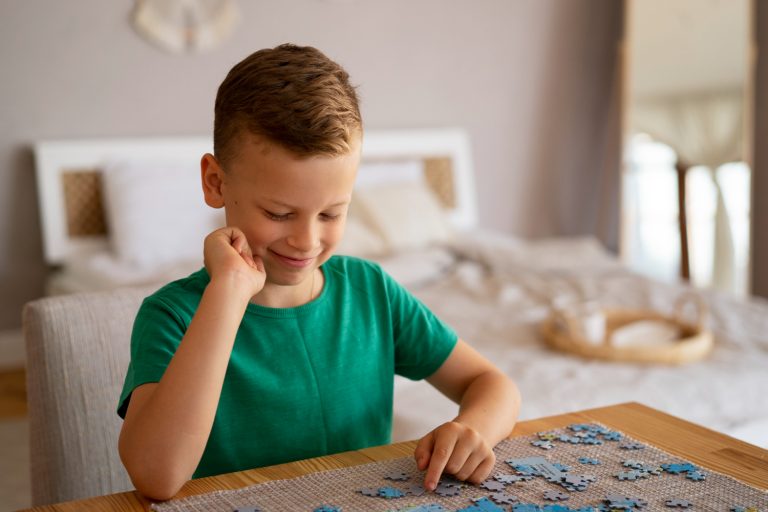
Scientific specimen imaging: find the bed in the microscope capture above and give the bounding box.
[33,128,768,450]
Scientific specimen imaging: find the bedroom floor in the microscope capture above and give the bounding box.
[0,331,31,511]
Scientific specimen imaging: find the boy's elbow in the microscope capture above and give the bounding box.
[119,439,190,501]
[126,463,189,501]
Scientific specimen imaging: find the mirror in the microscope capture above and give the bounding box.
[621,0,753,297]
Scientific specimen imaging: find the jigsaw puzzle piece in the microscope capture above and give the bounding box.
[458,497,506,512]
[665,499,693,508]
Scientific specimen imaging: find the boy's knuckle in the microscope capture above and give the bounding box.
[446,462,461,474]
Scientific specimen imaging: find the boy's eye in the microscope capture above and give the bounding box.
[264,210,291,221]
[320,213,341,221]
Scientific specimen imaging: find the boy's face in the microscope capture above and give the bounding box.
[203,134,360,288]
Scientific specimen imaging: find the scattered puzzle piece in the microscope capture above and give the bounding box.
[433,481,461,497]
[578,457,601,465]
[533,440,555,450]
[619,442,645,450]
[384,470,410,481]
[730,507,758,512]
[360,486,406,499]
[661,462,697,474]
[458,497,506,512]
[685,470,706,481]
[489,491,519,504]
[495,473,532,484]
[480,479,506,492]
[543,490,569,501]
[616,470,647,481]
[538,432,559,441]
[391,505,446,512]
[603,493,648,509]
[665,499,693,508]
[379,486,406,499]
[403,483,426,496]
[233,508,262,512]
[312,506,340,512]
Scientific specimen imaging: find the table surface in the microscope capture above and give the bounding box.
[21,402,768,511]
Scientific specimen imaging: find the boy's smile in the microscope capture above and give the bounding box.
[202,134,360,307]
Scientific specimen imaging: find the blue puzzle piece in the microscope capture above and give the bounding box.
[604,493,648,509]
[458,497,506,512]
[513,505,542,512]
[391,505,446,512]
[661,462,697,474]
[313,506,341,512]
[578,457,601,465]
[490,491,519,505]
[480,479,506,492]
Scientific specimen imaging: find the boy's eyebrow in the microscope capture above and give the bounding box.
[266,199,350,209]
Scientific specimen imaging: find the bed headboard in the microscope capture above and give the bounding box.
[33,128,477,265]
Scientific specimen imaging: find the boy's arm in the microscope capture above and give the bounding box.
[414,339,521,491]
[118,228,264,501]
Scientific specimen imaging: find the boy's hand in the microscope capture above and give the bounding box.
[414,420,496,491]
[203,227,266,299]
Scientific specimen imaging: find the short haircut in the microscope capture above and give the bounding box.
[213,43,362,167]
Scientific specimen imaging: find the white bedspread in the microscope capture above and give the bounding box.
[383,231,768,448]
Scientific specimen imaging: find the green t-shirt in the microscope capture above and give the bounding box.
[117,255,457,478]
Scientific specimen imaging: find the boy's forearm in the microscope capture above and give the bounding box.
[453,371,521,446]
[119,278,251,498]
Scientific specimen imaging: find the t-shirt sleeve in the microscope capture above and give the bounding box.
[117,296,187,418]
[382,270,458,381]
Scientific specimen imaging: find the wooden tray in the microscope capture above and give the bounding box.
[540,294,714,365]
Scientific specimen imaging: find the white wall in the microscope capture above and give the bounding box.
[0,0,623,329]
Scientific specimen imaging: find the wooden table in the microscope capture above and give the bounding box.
[21,402,768,511]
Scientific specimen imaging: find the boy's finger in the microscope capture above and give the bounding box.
[466,454,496,485]
[454,450,486,482]
[424,435,457,491]
[414,432,435,471]
[252,255,265,273]
[443,442,474,478]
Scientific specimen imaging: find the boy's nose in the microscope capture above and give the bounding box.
[286,221,319,253]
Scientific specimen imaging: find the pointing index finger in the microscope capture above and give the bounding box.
[424,435,456,491]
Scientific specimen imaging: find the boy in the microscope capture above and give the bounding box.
[117,43,520,501]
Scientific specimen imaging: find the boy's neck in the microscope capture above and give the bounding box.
[250,268,323,308]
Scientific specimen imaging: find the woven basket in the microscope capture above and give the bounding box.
[540,294,714,365]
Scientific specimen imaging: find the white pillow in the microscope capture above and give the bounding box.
[353,181,453,252]
[101,159,224,268]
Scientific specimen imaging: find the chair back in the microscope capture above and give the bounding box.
[23,285,155,505]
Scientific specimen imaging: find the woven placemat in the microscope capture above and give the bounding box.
[152,424,767,511]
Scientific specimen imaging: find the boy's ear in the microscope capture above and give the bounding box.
[201,153,226,208]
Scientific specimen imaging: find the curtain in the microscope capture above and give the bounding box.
[631,90,744,292]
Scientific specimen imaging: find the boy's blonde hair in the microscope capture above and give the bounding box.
[213,43,362,167]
